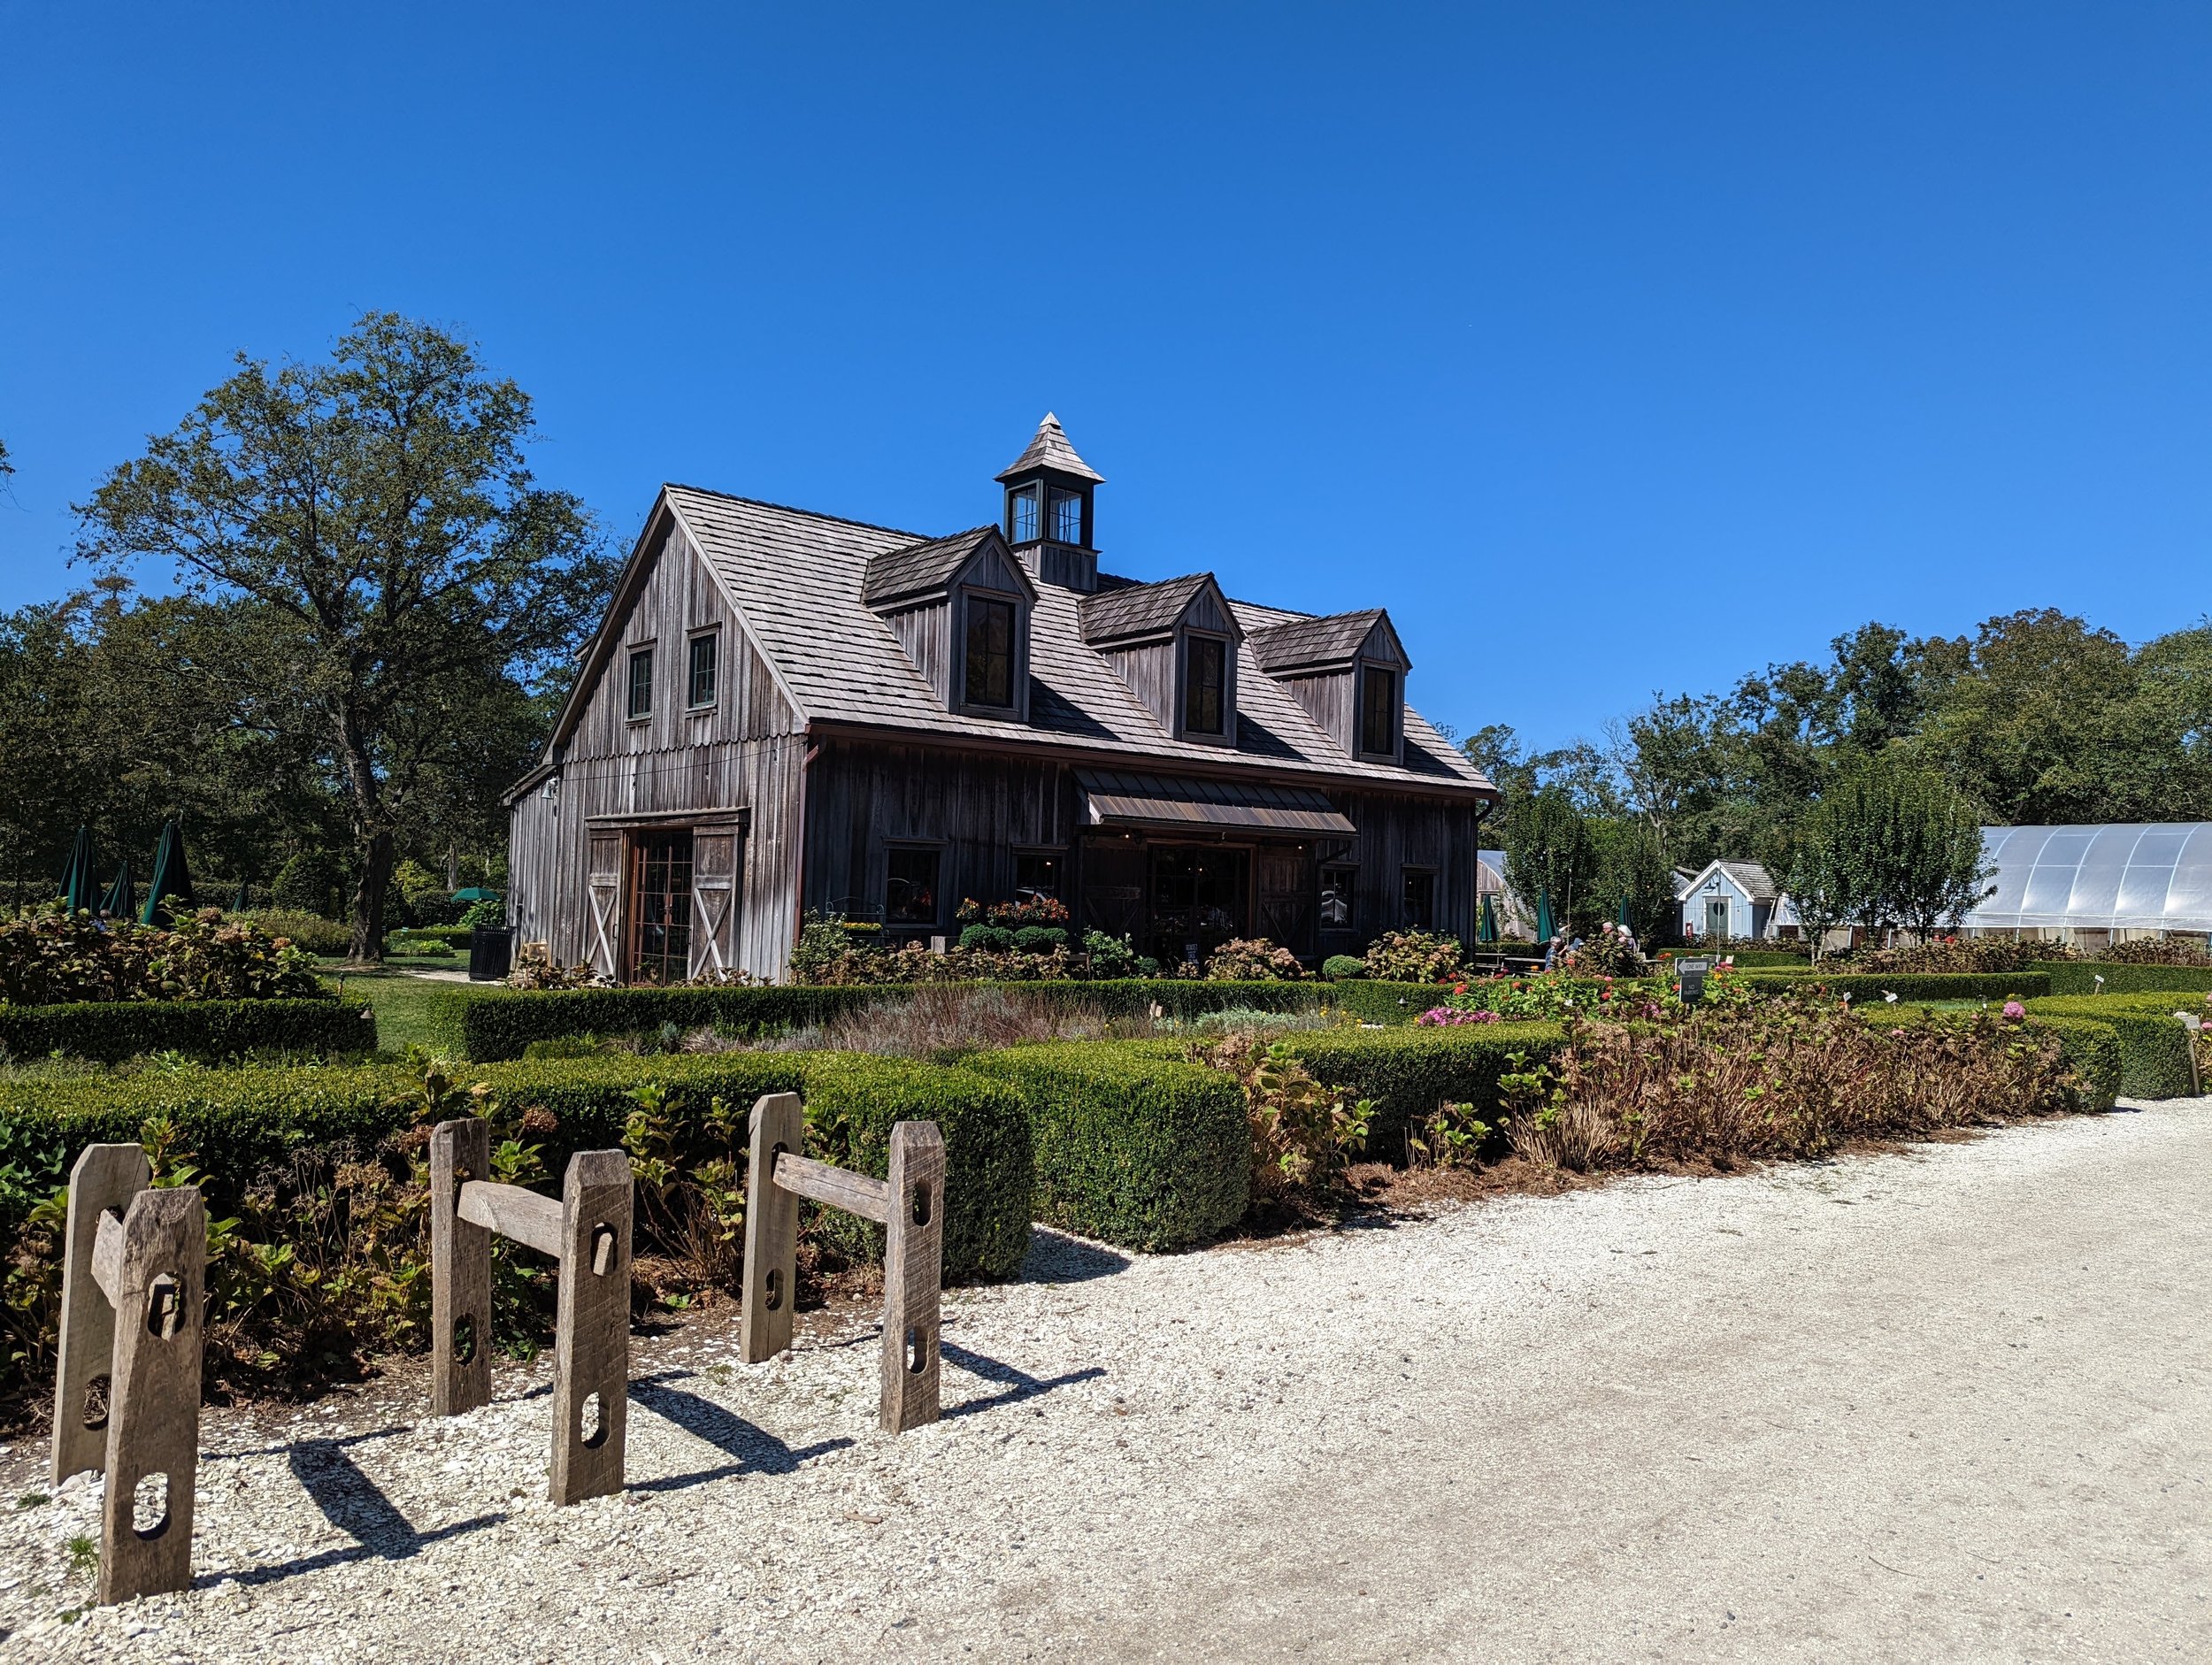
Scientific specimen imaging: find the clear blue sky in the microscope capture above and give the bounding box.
[4,3,2208,753]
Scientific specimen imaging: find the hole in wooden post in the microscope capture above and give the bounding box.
[904,1324,931,1375]
[580,1391,607,1449]
[82,1374,111,1431]
[452,1162,472,1211]
[764,1268,784,1312]
[910,1183,932,1228]
[143,1274,181,1340]
[132,1472,170,1540]
[591,1224,617,1277]
[452,1313,477,1365]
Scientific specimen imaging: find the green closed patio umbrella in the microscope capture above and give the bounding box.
[1535,888,1555,944]
[1479,893,1499,944]
[59,825,95,915]
[101,859,136,921]
[1617,894,1632,930]
[141,817,195,927]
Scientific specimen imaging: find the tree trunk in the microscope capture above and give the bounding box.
[349,829,395,962]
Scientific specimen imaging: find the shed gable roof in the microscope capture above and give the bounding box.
[862,526,1034,608]
[1079,572,1240,647]
[1248,609,1408,675]
[606,484,1491,795]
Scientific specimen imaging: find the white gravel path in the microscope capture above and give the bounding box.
[3,1100,2207,1663]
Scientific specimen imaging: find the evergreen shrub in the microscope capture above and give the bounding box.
[0,996,375,1065]
[2022,994,2204,1099]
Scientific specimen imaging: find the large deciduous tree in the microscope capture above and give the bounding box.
[76,313,611,958]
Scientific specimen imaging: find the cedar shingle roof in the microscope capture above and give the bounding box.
[646,485,1493,795]
[995,412,1104,485]
[1079,573,1214,644]
[1249,609,1394,673]
[862,526,1003,607]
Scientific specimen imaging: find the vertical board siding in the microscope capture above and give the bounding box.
[508,518,808,981]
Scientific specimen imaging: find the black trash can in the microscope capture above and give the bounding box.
[469,925,516,983]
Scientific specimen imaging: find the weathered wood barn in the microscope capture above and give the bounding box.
[505,416,1497,982]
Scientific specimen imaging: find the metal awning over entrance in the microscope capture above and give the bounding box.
[1074,769,1356,837]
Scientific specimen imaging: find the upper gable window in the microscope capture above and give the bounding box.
[626,648,654,720]
[1048,487,1083,544]
[1184,636,1227,736]
[687,632,718,710]
[964,597,1016,709]
[1008,485,1041,543]
[1359,664,1397,755]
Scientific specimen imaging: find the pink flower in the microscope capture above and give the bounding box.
[2001,1001,2025,1019]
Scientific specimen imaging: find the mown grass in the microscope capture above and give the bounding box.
[318,963,483,1055]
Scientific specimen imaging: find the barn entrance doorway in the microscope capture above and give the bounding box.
[1149,846,1249,967]
[628,830,695,984]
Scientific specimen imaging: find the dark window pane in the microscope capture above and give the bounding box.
[1184,636,1225,735]
[1360,665,1397,754]
[1319,866,1355,930]
[1008,486,1040,542]
[1015,851,1059,902]
[964,597,1015,707]
[627,648,653,719]
[1402,869,1435,930]
[886,848,941,925]
[687,633,718,708]
[629,832,692,983]
[1048,487,1083,544]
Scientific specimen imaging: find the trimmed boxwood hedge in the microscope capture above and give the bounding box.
[0,1051,1033,1280]
[1268,1022,1567,1153]
[440,978,1444,1062]
[1737,971,2054,1003]
[966,1043,1249,1254]
[2039,962,2212,997]
[2023,994,2203,1100]
[0,996,375,1064]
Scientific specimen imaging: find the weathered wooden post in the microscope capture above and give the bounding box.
[50,1144,205,1606]
[880,1121,945,1434]
[737,1093,945,1434]
[429,1122,634,1504]
[429,1117,493,1416]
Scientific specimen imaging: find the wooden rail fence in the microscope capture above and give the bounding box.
[428,1123,634,1504]
[50,1144,205,1605]
[739,1093,946,1433]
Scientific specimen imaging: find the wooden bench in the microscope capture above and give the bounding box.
[428,1124,634,1504]
[50,1144,205,1605]
[738,1093,946,1433]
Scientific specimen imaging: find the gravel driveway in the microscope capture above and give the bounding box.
[4,1099,2207,1663]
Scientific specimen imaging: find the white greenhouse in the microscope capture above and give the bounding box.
[1962,823,2212,948]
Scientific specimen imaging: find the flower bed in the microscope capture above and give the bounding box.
[0,906,324,1005]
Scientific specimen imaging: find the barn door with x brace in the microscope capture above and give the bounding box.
[587,832,623,979]
[690,828,741,977]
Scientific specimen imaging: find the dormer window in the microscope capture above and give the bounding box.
[1183,636,1227,735]
[1048,487,1084,544]
[1359,664,1398,756]
[964,596,1016,708]
[1008,485,1040,543]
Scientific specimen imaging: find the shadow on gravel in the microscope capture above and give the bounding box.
[190,1438,507,1592]
[627,1375,854,1491]
[1020,1227,1133,1284]
[940,1342,1106,1420]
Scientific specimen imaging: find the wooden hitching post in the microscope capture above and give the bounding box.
[740,1093,803,1366]
[549,1149,632,1505]
[430,1117,494,1416]
[51,1143,151,1485]
[879,1120,945,1434]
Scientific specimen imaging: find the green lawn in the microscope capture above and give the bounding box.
[318,962,492,1056]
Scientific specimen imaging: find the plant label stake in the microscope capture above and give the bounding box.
[50,1144,205,1606]
[740,1093,946,1433]
[428,1123,634,1503]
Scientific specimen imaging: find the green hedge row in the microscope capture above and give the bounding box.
[1269,1021,1568,1153]
[1738,971,2054,1002]
[2023,995,2202,1100]
[440,978,1449,1061]
[2039,962,2212,997]
[966,1044,1250,1253]
[0,1051,1033,1280]
[0,996,374,1064]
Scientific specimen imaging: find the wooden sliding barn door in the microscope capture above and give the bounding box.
[586,832,623,980]
[691,827,741,978]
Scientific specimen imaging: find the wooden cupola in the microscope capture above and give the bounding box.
[997,412,1102,594]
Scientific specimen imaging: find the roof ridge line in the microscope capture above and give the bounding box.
[663,482,933,541]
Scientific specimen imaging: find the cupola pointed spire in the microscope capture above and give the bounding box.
[996,411,1104,485]
[995,411,1101,591]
